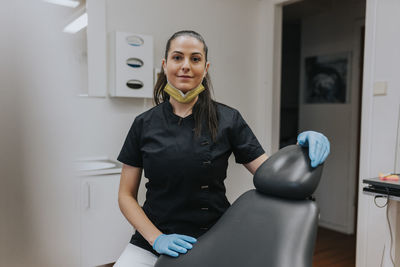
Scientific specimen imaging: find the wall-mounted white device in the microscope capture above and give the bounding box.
[109,32,154,98]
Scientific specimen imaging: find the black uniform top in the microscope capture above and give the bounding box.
[117,100,265,256]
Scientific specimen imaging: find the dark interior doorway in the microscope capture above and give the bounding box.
[280,19,301,149]
[280,0,366,265]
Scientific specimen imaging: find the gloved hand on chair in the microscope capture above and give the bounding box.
[153,234,197,257]
[297,131,330,168]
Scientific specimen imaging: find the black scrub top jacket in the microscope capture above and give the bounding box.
[118,100,265,255]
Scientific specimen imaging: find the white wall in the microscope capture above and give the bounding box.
[1,1,85,266]
[357,0,400,266]
[0,2,20,266]
[298,0,365,234]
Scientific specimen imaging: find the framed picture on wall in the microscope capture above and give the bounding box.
[304,52,351,104]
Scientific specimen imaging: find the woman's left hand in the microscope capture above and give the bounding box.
[297,131,330,168]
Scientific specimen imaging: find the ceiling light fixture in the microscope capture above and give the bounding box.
[43,0,80,8]
[63,12,88,33]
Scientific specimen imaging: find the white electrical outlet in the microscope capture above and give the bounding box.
[373,81,388,96]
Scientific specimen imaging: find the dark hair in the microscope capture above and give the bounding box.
[153,30,218,141]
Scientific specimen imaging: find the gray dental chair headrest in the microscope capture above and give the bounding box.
[253,145,323,200]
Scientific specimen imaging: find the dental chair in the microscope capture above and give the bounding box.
[154,145,323,267]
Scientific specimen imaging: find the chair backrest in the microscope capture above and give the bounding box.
[155,145,323,267]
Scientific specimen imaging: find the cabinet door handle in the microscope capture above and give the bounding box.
[84,182,91,209]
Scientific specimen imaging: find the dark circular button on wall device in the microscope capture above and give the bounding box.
[126,80,144,89]
[126,58,144,68]
[126,35,144,46]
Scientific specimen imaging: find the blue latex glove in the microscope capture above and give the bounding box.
[297,131,330,168]
[153,233,197,257]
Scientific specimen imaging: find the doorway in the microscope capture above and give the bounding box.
[279,0,366,265]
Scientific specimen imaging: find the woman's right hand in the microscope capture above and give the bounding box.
[152,233,197,257]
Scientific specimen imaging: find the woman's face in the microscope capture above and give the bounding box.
[162,35,210,93]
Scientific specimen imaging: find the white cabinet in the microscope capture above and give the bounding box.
[80,174,133,267]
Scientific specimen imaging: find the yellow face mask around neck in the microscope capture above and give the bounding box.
[163,82,205,104]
